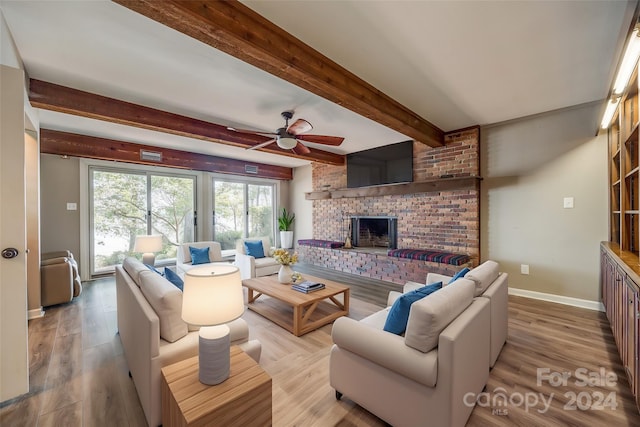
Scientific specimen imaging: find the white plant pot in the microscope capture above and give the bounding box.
[280,231,294,249]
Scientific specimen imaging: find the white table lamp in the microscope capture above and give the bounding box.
[181,265,245,385]
[134,235,163,266]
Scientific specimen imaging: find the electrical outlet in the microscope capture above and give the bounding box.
[66,202,77,211]
[521,264,529,275]
[563,197,574,209]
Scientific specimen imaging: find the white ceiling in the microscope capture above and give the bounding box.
[0,0,636,169]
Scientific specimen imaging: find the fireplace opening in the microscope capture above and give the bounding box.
[351,216,397,249]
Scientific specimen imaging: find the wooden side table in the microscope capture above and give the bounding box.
[161,346,272,427]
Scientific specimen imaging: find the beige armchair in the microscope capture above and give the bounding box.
[330,279,490,427]
[234,236,280,280]
[41,250,82,307]
[176,241,226,276]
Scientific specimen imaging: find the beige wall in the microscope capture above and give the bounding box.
[40,154,81,258]
[26,131,41,313]
[290,164,313,246]
[481,102,608,302]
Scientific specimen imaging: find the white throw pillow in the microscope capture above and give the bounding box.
[139,270,188,343]
[404,278,474,353]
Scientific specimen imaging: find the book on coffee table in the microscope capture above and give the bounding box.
[292,281,325,293]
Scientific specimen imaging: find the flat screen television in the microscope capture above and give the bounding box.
[346,140,413,188]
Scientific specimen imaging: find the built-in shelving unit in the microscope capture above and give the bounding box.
[610,67,640,254]
[605,63,640,411]
[304,176,482,200]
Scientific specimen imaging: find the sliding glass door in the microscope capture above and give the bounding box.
[90,168,196,275]
[213,179,275,250]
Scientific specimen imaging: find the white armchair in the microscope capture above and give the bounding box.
[176,241,226,276]
[330,279,490,427]
[234,236,280,280]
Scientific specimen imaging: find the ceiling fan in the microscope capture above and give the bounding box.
[228,111,344,155]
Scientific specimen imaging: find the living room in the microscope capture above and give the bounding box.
[2,1,640,426]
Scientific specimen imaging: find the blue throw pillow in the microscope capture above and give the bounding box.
[144,264,164,276]
[383,282,443,335]
[244,240,265,259]
[189,246,210,265]
[164,267,184,291]
[448,267,470,284]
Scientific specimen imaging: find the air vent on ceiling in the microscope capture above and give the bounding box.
[140,150,162,162]
[245,165,259,174]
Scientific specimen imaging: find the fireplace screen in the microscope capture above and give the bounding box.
[351,216,398,249]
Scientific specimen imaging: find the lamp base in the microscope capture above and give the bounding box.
[142,252,156,266]
[198,324,231,385]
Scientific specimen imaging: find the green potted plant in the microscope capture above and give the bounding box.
[278,207,295,249]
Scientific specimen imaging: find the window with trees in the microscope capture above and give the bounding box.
[213,179,275,250]
[91,168,196,275]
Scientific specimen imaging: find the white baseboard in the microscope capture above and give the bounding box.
[508,287,605,312]
[27,307,44,320]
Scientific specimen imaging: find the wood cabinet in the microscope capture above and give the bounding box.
[600,243,639,407]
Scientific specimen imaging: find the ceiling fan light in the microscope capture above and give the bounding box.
[277,136,297,149]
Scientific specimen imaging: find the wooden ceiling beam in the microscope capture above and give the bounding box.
[40,129,293,180]
[29,79,345,166]
[112,0,444,147]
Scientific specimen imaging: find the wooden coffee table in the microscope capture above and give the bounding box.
[242,274,350,336]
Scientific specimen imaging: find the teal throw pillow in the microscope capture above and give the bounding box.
[448,267,470,284]
[383,282,443,335]
[244,240,265,259]
[189,246,210,265]
[164,267,184,291]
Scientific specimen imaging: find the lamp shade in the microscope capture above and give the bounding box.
[133,235,163,253]
[181,265,244,326]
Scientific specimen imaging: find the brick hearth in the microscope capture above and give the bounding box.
[300,128,480,285]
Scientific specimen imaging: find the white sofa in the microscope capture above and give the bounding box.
[389,260,508,367]
[116,257,262,427]
[330,278,491,427]
[234,236,280,280]
[176,241,227,276]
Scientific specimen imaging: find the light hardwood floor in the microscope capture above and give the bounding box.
[1,265,640,426]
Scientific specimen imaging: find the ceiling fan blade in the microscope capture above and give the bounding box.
[247,139,276,150]
[227,126,276,137]
[291,142,312,155]
[295,134,345,146]
[287,118,313,135]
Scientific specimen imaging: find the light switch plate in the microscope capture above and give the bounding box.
[66,202,77,211]
[563,197,574,209]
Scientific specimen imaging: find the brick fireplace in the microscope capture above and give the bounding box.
[300,128,480,285]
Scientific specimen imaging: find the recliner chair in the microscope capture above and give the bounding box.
[41,250,82,307]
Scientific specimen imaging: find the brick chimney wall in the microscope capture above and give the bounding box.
[302,128,480,283]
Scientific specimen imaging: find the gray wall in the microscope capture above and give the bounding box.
[481,102,608,302]
[40,154,81,258]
